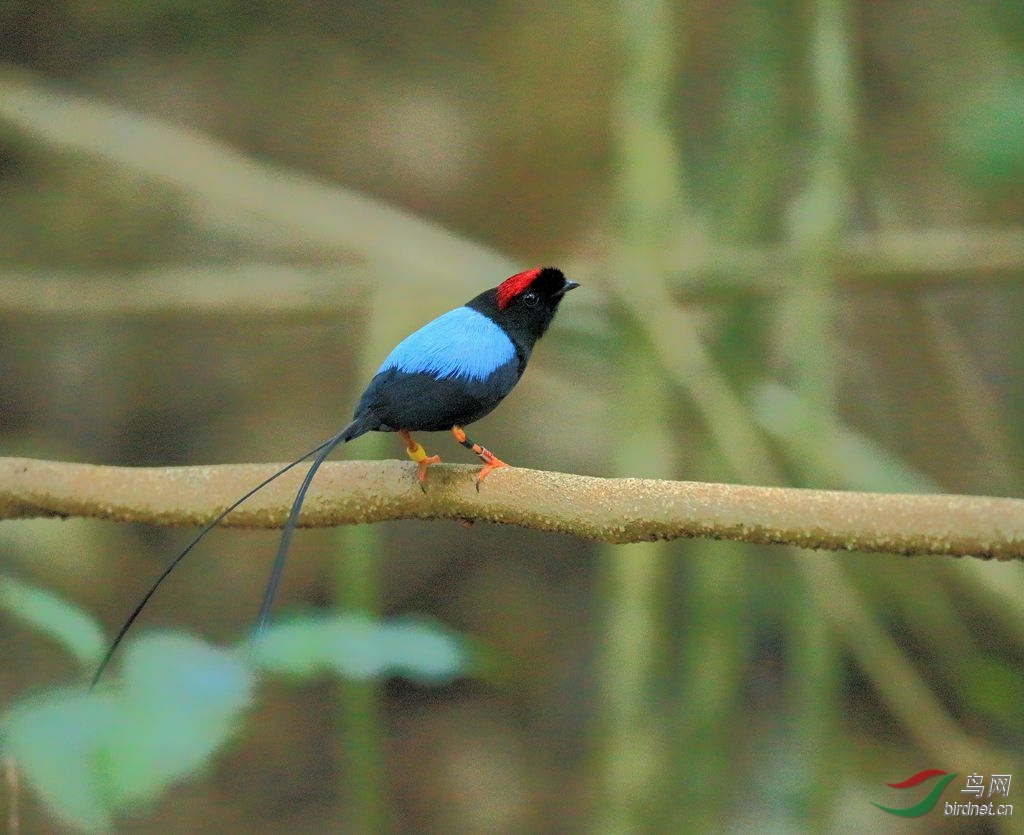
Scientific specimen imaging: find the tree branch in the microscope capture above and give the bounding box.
[667,227,1024,299]
[0,65,513,285]
[1,458,1021,559]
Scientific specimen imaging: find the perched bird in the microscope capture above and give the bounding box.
[345,265,579,484]
[91,267,578,686]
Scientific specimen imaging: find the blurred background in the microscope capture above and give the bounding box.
[2,0,1024,832]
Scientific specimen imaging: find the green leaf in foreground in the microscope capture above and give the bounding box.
[248,612,468,683]
[2,634,253,833]
[3,690,118,833]
[2,614,468,832]
[101,633,254,807]
[0,575,105,669]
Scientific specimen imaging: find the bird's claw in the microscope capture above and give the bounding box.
[474,458,508,491]
[416,455,441,490]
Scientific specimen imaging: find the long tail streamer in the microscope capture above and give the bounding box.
[254,429,351,634]
[89,433,343,689]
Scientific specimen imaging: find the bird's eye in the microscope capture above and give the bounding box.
[522,291,539,307]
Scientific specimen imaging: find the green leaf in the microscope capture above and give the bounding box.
[3,690,118,833]
[2,633,254,832]
[0,575,105,669]
[374,617,467,683]
[100,633,254,807]
[248,613,467,683]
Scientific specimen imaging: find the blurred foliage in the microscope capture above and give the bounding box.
[0,578,467,832]
[1,0,1024,833]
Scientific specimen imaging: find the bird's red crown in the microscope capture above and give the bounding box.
[496,267,542,311]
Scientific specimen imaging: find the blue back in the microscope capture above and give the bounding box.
[376,306,516,382]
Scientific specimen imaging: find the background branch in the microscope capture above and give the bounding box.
[3,226,1024,318]
[1,457,1021,559]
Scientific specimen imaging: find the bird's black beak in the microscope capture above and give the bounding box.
[556,280,580,298]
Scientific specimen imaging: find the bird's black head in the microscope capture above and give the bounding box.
[469,267,579,350]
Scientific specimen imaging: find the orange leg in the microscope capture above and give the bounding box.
[451,425,508,489]
[398,429,440,488]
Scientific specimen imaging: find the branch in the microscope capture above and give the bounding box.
[1,458,1021,560]
[668,227,1024,299]
[0,65,513,285]
[0,265,365,319]
[4,227,1024,318]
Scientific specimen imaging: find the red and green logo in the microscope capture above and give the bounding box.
[872,769,958,817]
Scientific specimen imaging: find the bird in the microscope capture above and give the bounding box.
[345,265,580,485]
[91,267,578,687]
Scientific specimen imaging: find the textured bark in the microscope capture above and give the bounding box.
[1,457,1022,559]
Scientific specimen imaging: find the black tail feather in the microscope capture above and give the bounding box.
[89,430,351,689]
[253,427,351,634]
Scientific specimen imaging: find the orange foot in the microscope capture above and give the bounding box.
[398,429,440,490]
[451,426,509,491]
